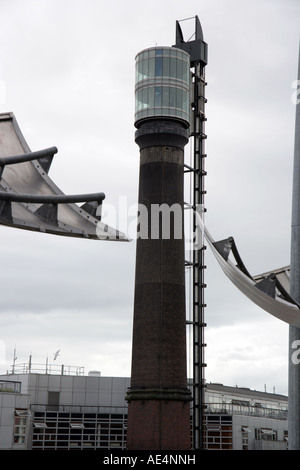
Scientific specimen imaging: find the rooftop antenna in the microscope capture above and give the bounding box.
[12,346,17,373]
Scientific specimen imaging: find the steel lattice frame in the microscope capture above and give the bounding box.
[174,16,208,450]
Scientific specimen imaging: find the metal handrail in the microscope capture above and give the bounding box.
[0,147,58,166]
[0,191,105,204]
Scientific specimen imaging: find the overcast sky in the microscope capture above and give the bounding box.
[0,0,299,396]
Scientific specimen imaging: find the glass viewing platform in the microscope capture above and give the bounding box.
[135,47,191,127]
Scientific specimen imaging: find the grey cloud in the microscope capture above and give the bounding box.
[0,0,298,391]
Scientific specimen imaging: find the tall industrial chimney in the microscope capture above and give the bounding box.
[126,46,192,450]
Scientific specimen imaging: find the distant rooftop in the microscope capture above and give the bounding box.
[206,382,288,401]
[4,362,287,403]
[9,362,85,376]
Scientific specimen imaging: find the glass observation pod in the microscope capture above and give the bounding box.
[135,47,191,128]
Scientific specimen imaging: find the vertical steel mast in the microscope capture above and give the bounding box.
[174,16,208,449]
[289,43,300,450]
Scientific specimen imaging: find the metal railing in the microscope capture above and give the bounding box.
[11,362,84,376]
[205,402,288,421]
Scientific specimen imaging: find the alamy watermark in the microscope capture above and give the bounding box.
[96,197,205,250]
[292,79,300,105]
[291,340,300,365]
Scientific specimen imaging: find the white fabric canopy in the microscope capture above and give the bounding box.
[195,211,300,327]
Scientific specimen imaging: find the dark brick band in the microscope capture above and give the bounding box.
[126,387,192,402]
[135,119,189,150]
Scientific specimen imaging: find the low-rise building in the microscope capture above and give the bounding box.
[204,382,288,450]
[0,379,30,449]
[0,362,288,450]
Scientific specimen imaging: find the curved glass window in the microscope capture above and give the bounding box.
[135,47,191,127]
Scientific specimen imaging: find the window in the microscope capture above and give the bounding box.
[70,422,84,429]
[155,56,163,77]
[255,428,277,441]
[154,86,162,107]
[135,47,191,127]
[14,409,30,444]
[204,415,233,450]
[241,426,249,450]
[31,411,127,450]
[34,422,47,429]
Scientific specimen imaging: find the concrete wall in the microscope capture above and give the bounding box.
[233,414,288,450]
[0,391,30,449]
[3,374,130,410]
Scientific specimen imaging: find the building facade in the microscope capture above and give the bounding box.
[204,383,288,450]
[0,364,288,450]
